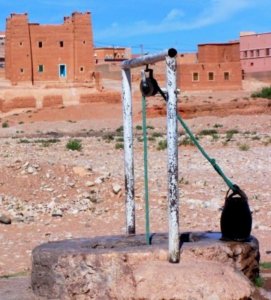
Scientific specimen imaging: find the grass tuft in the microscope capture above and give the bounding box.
[66,139,82,151]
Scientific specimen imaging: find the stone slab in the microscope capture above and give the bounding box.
[31,232,259,299]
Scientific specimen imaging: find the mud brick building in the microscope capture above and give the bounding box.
[240,32,271,81]
[5,12,95,85]
[178,42,242,91]
[94,47,131,63]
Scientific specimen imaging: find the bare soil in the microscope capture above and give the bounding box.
[0,83,270,299]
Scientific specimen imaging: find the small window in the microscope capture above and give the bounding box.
[20,68,24,73]
[19,41,23,46]
[193,72,199,81]
[250,50,254,57]
[82,40,86,44]
[59,41,64,47]
[266,48,270,56]
[208,72,214,81]
[38,65,44,73]
[38,41,43,48]
[256,50,260,57]
[80,66,84,72]
[243,51,247,58]
[250,62,254,66]
[224,72,230,80]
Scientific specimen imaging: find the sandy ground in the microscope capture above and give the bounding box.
[0,83,270,299]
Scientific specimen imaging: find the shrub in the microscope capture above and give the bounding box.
[103,133,114,142]
[157,139,167,150]
[135,125,142,130]
[2,121,9,128]
[116,125,123,133]
[226,129,239,141]
[152,132,163,138]
[116,137,124,142]
[179,137,194,146]
[66,139,82,151]
[199,129,218,136]
[260,262,271,269]
[253,276,265,288]
[251,86,271,99]
[115,142,124,150]
[238,143,250,151]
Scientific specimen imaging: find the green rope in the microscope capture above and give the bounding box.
[141,95,151,245]
[176,113,236,191]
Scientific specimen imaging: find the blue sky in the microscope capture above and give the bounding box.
[1,0,271,54]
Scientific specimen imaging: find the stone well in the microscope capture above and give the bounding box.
[31,232,260,300]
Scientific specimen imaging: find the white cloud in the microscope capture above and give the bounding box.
[164,9,185,22]
[95,0,254,39]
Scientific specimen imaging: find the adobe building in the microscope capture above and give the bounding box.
[240,32,271,81]
[178,42,242,91]
[5,12,95,85]
[94,47,131,63]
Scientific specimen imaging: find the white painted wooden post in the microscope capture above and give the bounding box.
[121,68,135,234]
[166,53,180,263]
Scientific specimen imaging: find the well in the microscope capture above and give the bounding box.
[31,231,259,299]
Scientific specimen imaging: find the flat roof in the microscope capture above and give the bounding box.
[198,41,239,46]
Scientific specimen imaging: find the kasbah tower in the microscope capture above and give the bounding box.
[5,12,95,85]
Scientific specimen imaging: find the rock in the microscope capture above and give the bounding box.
[27,166,35,174]
[81,192,91,199]
[51,209,63,217]
[85,181,95,187]
[0,214,12,224]
[112,184,122,195]
[94,177,103,185]
[66,180,75,188]
[73,166,90,177]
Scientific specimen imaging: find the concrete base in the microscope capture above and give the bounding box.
[31,232,260,300]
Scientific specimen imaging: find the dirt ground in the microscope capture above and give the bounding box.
[0,81,271,299]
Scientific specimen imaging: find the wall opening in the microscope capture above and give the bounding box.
[38,41,43,48]
[224,72,229,81]
[38,65,44,73]
[59,64,67,77]
[208,72,214,81]
[192,72,199,81]
[59,41,64,48]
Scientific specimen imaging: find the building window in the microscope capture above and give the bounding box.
[80,66,84,72]
[38,41,43,48]
[19,42,23,46]
[208,72,214,81]
[59,64,67,77]
[266,48,270,56]
[243,51,247,58]
[20,68,24,73]
[224,72,230,81]
[59,41,64,47]
[192,72,199,81]
[82,40,86,44]
[38,65,44,73]
[250,50,254,57]
[256,49,260,57]
[250,62,254,66]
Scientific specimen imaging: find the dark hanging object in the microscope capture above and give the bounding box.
[140,68,159,97]
[220,185,252,242]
